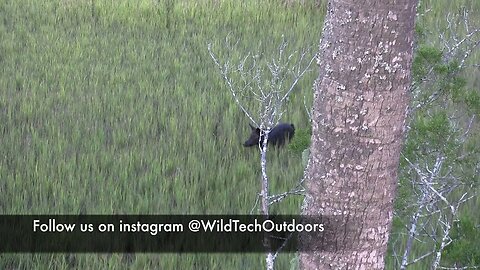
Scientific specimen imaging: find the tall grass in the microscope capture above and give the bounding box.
[0,0,319,268]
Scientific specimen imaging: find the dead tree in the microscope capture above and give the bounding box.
[208,35,314,269]
[392,7,480,269]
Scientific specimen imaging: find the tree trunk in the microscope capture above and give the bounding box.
[300,0,418,269]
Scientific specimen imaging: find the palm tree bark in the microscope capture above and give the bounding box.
[300,0,418,269]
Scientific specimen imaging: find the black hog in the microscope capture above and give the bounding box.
[244,123,295,147]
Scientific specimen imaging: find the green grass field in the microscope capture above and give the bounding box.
[0,0,478,269]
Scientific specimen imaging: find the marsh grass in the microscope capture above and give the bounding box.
[0,0,319,268]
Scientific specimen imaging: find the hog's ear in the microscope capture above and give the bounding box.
[249,123,256,130]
